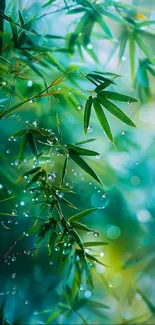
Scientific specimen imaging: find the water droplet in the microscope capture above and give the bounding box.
[0,184,3,189]
[136,161,140,166]
[121,130,126,136]
[102,193,107,199]
[121,56,127,61]
[8,189,12,194]
[25,300,29,305]
[20,201,25,206]
[87,126,92,132]
[8,219,12,224]
[100,252,104,257]
[80,284,84,291]
[96,154,101,160]
[12,291,16,295]
[77,104,83,110]
[12,273,16,278]
[12,209,17,215]
[29,99,34,104]
[54,246,60,252]
[84,290,92,298]
[27,80,33,87]
[87,44,93,49]
[32,119,39,127]
[1,80,7,86]
[93,232,99,238]
[6,149,11,154]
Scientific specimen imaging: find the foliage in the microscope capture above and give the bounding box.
[0,0,155,324]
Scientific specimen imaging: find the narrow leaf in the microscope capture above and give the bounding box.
[93,97,113,143]
[101,91,138,102]
[69,207,99,222]
[84,96,93,135]
[83,241,108,247]
[69,153,102,185]
[67,145,99,156]
[98,94,136,127]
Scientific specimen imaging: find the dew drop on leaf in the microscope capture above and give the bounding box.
[93,232,99,238]
[121,130,126,136]
[77,104,83,110]
[12,273,16,278]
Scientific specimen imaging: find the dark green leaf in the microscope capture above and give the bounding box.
[12,129,27,137]
[135,34,155,66]
[61,155,68,185]
[83,241,108,247]
[84,96,93,135]
[98,94,136,127]
[18,133,28,165]
[74,138,97,145]
[93,97,113,143]
[67,144,99,156]
[85,252,107,267]
[71,222,95,233]
[69,153,102,185]
[101,91,138,103]
[118,31,128,62]
[27,132,38,156]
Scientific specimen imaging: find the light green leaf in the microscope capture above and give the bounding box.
[129,32,135,84]
[69,207,99,222]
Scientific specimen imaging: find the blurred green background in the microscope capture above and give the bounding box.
[0,0,155,324]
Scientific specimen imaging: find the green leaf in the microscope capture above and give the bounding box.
[69,153,102,185]
[87,73,115,85]
[118,31,128,62]
[42,0,56,8]
[95,14,112,39]
[71,222,95,233]
[84,96,93,135]
[135,34,155,66]
[85,252,107,267]
[46,308,62,324]
[58,196,78,210]
[86,300,110,309]
[18,133,28,165]
[98,94,136,127]
[79,251,93,288]
[0,56,11,64]
[61,155,68,185]
[129,32,135,84]
[9,18,19,48]
[67,145,99,156]
[72,229,84,250]
[74,138,97,145]
[101,91,138,103]
[18,11,24,27]
[93,97,113,143]
[69,207,99,222]
[83,241,108,247]
[27,132,38,156]
[12,129,27,137]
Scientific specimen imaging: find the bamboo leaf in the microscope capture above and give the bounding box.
[71,222,95,233]
[86,300,110,309]
[61,155,68,185]
[85,252,107,267]
[67,145,99,156]
[129,32,135,84]
[27,132,38,156]
[18,132,28,166]
[83,241,108,247]
[69,153,102,185]
[93,97,113,143]
[118,32,128,62]
[101,91,138,102]
[98,94,136,127]
[84,96,93,135]
[135,34,155,65]
[69,207,99,222]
